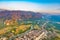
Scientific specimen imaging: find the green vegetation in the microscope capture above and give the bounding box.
[51,37,60,40]
[0,18,60,40]
[0,19,38,37]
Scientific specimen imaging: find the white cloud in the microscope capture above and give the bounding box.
[0,2,60,13]
[0,2,40,12]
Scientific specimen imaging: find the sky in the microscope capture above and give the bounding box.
[0,0,60,13]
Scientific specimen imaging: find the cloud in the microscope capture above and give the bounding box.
[57,8,60,10]
[0,2,40,12]
[0,1,60,13]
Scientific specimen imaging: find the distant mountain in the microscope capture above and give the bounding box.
[42,13,60,22]
[0,9,60,22]
[0,9,42,21]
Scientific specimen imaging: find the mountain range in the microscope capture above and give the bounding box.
[0,9,60,22]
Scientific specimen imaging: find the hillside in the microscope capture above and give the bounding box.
[0,10,42,21]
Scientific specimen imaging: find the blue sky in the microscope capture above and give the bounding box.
[0,0,60,13]
[0,0,60,3]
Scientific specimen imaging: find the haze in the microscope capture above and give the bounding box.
[0,1,60,13]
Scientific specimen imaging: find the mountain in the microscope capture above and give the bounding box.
[0,9,42,21]
[0,9,60,22]
[42,13,60,22]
